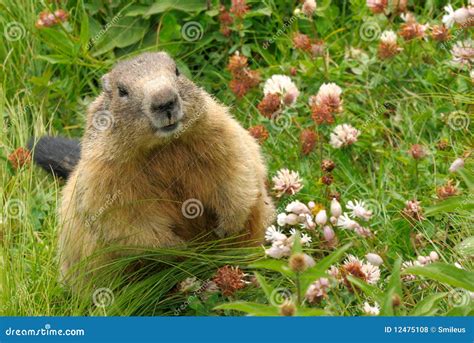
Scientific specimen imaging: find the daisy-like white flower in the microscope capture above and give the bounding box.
[442,4,471,28]
[451,39,474,67]
[263,75,300,105]
[286,200,310,215]
[272,168,304,197]
[265,225,286,242]
[329,124,360,148]
[289,228,313,246]
[363,302,380,315]
[346,200,373,221]
[310,82,343,113]
[449,157,465,173]
[336,213,360,230]
[300,214,316,230]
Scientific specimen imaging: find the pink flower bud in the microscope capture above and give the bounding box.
[322,225,335,241]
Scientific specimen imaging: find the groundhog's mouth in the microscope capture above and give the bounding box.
[160,122,179,132]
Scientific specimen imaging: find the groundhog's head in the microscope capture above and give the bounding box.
[92,52,206,149]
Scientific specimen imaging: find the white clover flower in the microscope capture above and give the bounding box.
[346,200,373,221]
[362,263,381,284]
[380,30,397,45]
[363,302,380,315]
[263,75,300,105]
[451,39,474,67]
[329,124,360,148]
[302,0,317,17]
[443,4,456,27]
[272,168,304,197]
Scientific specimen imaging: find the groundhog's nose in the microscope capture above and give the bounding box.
[150,95,178,116]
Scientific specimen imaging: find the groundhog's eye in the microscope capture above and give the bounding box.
[175,66,180,77]
[118,86,129,98]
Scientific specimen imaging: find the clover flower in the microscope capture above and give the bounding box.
[302,0,317,17]
[378,30,402,59]
[363,302,380,315]
[366,0,387,14]
[451,39,474,67]
[272,168,303,197]
[329,124,360,148]
[306,277,330,303]
[403,199,425,221]
[263,75,300,106]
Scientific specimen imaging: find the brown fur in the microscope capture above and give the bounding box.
[58,52,275,284]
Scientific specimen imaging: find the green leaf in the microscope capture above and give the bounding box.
[36,55,75,65]
[445,304,474,316]
[402,263,474,291]
[457,169,474,191]
[214,302,280,316]
[300,243,352,294]
[92,17,149,56]
[249,259,293,277]
[381,258,402,316]
[455,236,474,257]
[253,272,274,305]
[346,275,384,304]
[425,196,474,216]
[80,8,90,49]
[409,292,447,316]
[292,231,302,254]
[145,0,207,17]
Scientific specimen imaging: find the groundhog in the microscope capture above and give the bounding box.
[30,52,275,285]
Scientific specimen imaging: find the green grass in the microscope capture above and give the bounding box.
[0,0,473,316]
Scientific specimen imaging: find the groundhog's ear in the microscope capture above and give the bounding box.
[101,74,112,93]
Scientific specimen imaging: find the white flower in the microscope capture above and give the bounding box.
[272,168,304,197]
[449,158,465,173]
[263,75,299,105]
[429,251,439,262]
[400,12,416,23]
[306,277,330,303]
[354,226,372,237]
[265,225,286,242]
[346,200,373,221]
[470,70,474,82]
[315,209,328,226]
[380,30,397,45]
[330,198,342,218]
[443,4,456,27]
[363,302,380,316]
[329,124,360,148]
[328,265,340,279]
[322,225,336,242]
[302,0,317,16]
[301,232,313,246]
[336,213,360,230]
[315,83,342,104]
[365,253,383,266]
[300,213,316,230]
[401,261,419,281]
[451,39,474,67]
[286,200,310,215]
[362,263,381,284]
[279,213,300,226]
[265,245,289,258]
